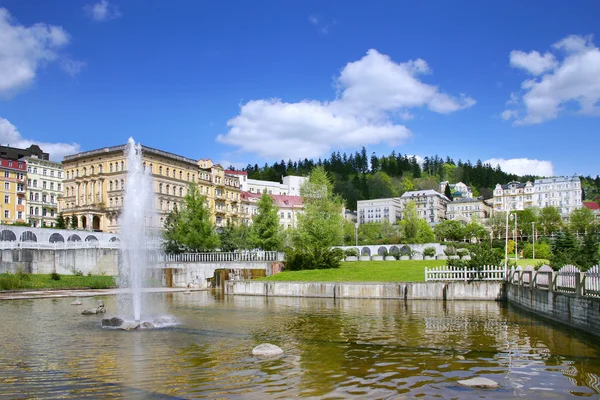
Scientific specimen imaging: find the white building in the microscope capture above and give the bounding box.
[25,157,63,227]
[357,197,403,225]
[533,176,582,217]
[439,181,473,199]
[492,181,534,212]
[399,190,450,225]
[446,198,491,223]
[240,191,303,229]
[492,176,582,217]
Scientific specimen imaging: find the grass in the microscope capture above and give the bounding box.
[0,273,116,291]
[260,260,446,283]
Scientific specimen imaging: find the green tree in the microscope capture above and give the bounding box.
[251,192,283,251]
[367,171,397,199]
[70,215,78,229]
[515,208,538,238]
[538,206,563,235]
[55,213,67,229]
[444,183,452,200]
[434,220,465,242]
[288,166,345,270]
[415,219,435,243]
[570,207,595,235]
[399,200,419,242]
[464,221,489,242]
[163,183,219,253]
[550,231,577,269]
[220,223,253,252]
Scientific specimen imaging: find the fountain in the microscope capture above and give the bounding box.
[103,138,176,329]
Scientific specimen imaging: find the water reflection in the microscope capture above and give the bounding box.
[0,293,598,398]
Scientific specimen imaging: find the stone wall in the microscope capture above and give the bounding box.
[169,261,273,288]
[0,248,119,275]
[506,283,600,337]
[225,281,504,300]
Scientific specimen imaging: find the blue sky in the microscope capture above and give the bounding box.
[0,1,599,178]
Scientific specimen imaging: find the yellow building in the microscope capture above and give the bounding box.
[60,145,240,233]
[0,158,27,224]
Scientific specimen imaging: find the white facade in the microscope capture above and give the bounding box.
[25,157,63,227]
[534,176,582,217]
[240,191,303,229]
[492,176,582,217]
[446,198,491,222]
[399,190,450,225]
[493,181,534,212]
[241,175,307,196]
[357,197,403,225]
[439,181,473,199]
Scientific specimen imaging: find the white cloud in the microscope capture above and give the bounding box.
[509,50,557,75]
[484,158,554,177]
[60,59,86,76]
[504,34,600,124]
[501,109,518,120]
[308,15,319,25]
[0,8,74,97]
[85,0,122,22]
[0,117,80,161]
[218,49,475,161]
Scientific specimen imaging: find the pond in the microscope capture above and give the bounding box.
[0,292,599,399]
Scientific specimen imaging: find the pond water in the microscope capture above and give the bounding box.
[1,292,599,399]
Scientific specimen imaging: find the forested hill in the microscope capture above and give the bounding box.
[237,147,600,210]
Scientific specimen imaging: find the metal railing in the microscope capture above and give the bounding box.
[162,251,284,263]
[508,265,600,298]
[0,241,121,250]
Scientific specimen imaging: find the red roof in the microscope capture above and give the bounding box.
[225,170,248,176]
[583,201,599,210]
[240,191,303,207]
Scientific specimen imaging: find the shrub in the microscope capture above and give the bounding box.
[423,247,436,257]
[443,246,456,256]
[87,277,114,289]
[285,247,344,271]
[344,248,359,257]
[447,244,502,270]
[522,242,552,260]
[457,248,469,259]
[50,272,61,281]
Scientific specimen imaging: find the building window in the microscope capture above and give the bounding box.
[43,181,47,189]
[173,186,176,195]
[17,197,23,205]
[18,162,22,169]
[17,211,22,220]
[179,187,183,196]
[3,195,8,204]
[121,161,124,171]
[42,195,47,203]
[4,182,8,190]
[34,207,39,216]
[4,210,8,219]
[159,166,163,175]
[42,208,47,217]
[110,163,113,172]
[166,168,170,176]
[35,193,39,201]
[159,183,163,193]
[50,182,54,190]
[110,181,113,191]
[43,169,47,176]
[8,161,12,167]
[3,171,8,178]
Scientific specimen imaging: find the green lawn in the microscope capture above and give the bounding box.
[515,259,549,267]
[260,260,446,283]
[0,273,116,290]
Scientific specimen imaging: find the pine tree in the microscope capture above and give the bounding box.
[444,183,452,200]
[55,213,67,229]
[251,193,283,251]
[70,215,78,229]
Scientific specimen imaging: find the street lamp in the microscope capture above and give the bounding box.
[511,213,518,267]
[531,222,535,260]
[504,202,516,274]
[354,222,359,247]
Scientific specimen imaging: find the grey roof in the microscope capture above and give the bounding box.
[401,189,450,202]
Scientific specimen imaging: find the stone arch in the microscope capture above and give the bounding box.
[361,247,371,256]
[109,236,120,242]
[67,234,82,242]
[81,216,87,229]
[85,235,98,242]
[49,233,65,243]
[20,231,37,242]
[0,230,16,241]
[377,246,387,256]
[400,245,411,255]
[389,245,399,255]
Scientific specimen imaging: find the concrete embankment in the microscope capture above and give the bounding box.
[506,283,600,337]
[225,281,504,301]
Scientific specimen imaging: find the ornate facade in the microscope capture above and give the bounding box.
[60,145,240,233]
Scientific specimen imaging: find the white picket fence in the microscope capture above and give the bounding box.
[425,265,505,282]
[508,264,600,298]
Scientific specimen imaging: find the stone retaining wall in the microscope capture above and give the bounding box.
[0,248,119,275]
[506,283,600,337]
[225,281,504,301]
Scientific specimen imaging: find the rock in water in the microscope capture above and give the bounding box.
[97,300,104,308]
[96,300,106,313]
[140,321,155,329]
[102,317,124,327]
[120,322,141,331]
[81,308,98,315]
[252,343,283,357]
[71,299,82,305]
[457,377,499,388]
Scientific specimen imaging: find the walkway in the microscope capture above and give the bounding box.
[0,287,200,301]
